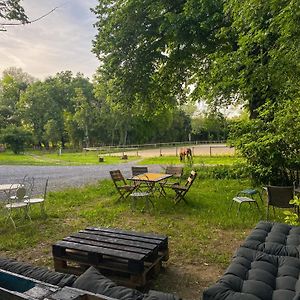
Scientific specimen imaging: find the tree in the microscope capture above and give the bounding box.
[92,0,300,118]
[0,68,35,128]
[229,98,300,185]
[199,0,300,118]
[0,0,28,23]
[92,0,224,111]
[191,112,229,141]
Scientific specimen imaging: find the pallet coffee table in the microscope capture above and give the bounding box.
[52,227,169,288]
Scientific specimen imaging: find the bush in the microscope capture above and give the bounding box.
[0,126,32,154]
[184,163,249,180]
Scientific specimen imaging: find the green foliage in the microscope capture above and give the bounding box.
[229,98,300,185]
[183,163,249,180]
[0,125,32,154]
[0,0,28,23]
[191,112,230,141]
[92,0,224,110]
[284,196,300,226]
[92,0,300,120]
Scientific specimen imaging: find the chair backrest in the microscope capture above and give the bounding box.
[184,170,197,189]
[110,170,126,186]
[165,166,183,179]
[22,176,34,198]
[131,166,148,176]
[43,178,49,199]
[15,186,27,201]
[266,185,294,208]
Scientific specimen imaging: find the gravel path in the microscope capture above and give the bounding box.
[0,162,163,195]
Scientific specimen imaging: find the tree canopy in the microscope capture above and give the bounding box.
[92,0,300,118]
[1,68,214,150]
[0,0,28,26]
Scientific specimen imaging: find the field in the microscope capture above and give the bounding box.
[0,151,288,299]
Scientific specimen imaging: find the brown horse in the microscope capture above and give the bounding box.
[179,148,192,162]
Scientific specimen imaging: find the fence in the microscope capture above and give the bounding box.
[84,141,234,157]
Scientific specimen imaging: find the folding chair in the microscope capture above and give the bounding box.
[159,166,183,196]
[131,166,148,176]
[171,170,197,204]
[110,170,138,201]
[131,166,149,191]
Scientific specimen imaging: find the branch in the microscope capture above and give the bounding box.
[0,5,61,28]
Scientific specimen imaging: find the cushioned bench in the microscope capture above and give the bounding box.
[203,221,300,300]
[241,221,300,257]
[0,257,180,300]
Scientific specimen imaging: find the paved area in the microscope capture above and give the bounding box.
[0,162,162,196]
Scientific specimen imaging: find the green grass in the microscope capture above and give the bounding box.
[0,152,281,298]
[140,155,244,165]
[0,178,278,282]
[0,151,138,165]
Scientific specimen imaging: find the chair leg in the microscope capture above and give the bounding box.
[41,202,46,217]
[24,205,32,222]
[175,193,187,205]
[5,209,16,230]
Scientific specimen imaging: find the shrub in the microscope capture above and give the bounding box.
[0,126,32,154]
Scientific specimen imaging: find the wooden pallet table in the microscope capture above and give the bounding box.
[52,227,169,288]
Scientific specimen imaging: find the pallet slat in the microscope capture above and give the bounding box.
[52,227,169,288]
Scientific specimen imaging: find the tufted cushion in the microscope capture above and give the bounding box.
[0,257,77,287]
[241,221,300,257]
[203,247,300,300]
[72,266,144,300]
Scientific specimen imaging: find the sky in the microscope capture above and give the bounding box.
[0,0,99,80]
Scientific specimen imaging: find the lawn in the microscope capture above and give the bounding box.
[0,151,242,167]
[0,174,283,300]
[139,155,243,166]
[0,151,138,165]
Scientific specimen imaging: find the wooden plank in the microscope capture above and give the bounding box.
[64,236,152,255]
[86,226,167,241]
[52,241,145,262]
[85,227,168,248]
[71,232,158,252]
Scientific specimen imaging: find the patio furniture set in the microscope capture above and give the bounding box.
[110,166,197,207]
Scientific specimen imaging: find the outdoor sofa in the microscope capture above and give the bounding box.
[203,221,300,300]
[0,257,180,300]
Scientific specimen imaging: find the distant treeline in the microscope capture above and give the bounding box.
[0,67,233,153]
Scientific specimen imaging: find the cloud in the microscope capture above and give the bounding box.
[0,0,99,79]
